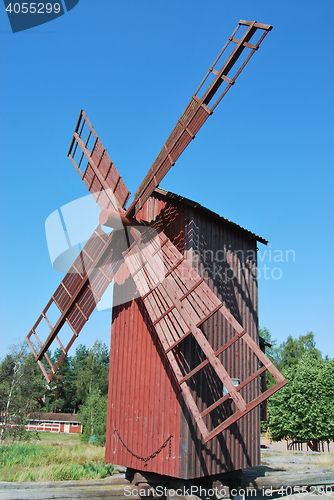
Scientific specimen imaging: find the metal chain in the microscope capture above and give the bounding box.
[114,429,172,466]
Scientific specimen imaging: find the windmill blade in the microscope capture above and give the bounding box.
[126,20,272,218]
[26,226,125,383]
[68,110,131,211]
[123,226,286,443]
[28,109,133,381]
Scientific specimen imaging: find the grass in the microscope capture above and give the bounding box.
[32,431,82,446]
[0,434,114,482]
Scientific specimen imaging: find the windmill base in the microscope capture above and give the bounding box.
[126,468,244,499]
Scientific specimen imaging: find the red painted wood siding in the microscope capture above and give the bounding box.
[105,190,261,479]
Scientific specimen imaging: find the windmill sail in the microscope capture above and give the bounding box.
[27,114,132,382]
[26,227,125,383]
[126,20,272,218]
[123,226,286,443]
[68,110,130,211]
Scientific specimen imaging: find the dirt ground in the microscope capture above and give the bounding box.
[257,439,334,500]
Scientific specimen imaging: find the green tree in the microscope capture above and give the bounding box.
[75,341,109,445]
[75,341,109,402]
[78,389,108,445]
[268,354,334,450]
[38,341,109,418]
[43,348,76,413]
[71,344,90,412]
[0,343,45,442]
[259,327,281,388]
[276,332,321,371]
[0,339,110,444]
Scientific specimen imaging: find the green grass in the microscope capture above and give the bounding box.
[33,431,82,446]
[0,439,114,482]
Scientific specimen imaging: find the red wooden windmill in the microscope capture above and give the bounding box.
[27,20,286,482]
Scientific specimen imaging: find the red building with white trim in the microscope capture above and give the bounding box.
[26,413,82,434]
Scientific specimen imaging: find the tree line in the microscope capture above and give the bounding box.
[260,329,334,450]
[0,341,109,444]
[1,331,333,449]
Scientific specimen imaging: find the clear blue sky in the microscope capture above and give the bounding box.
[1,0,333,362]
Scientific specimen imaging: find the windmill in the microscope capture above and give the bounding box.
[27,20,286,482]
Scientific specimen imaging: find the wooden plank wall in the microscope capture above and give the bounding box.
[105,190,261,479]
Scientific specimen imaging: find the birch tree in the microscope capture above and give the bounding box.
[0,343,44,442]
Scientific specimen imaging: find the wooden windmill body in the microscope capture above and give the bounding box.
[106,189,268,479]
[27,20,286,482]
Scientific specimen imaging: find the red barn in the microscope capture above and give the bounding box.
[26,413,82,434]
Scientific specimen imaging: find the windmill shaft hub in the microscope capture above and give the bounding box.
[99,208,130,229]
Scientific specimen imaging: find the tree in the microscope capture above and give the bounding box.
[42,348,75,413]
[71,344,90,412]
[276,332,321,372]
[75,341,109,403]
[75,341,109,444]
[78,389,108,445]
[0,343,45,442]
[259,327,281,388]
[0,339,110,443]
[42,342,109,414]
[268,353,334,450]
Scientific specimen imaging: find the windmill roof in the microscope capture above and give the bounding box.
[155,188,268,245]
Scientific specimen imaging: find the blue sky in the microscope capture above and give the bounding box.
[1,0,333,362]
